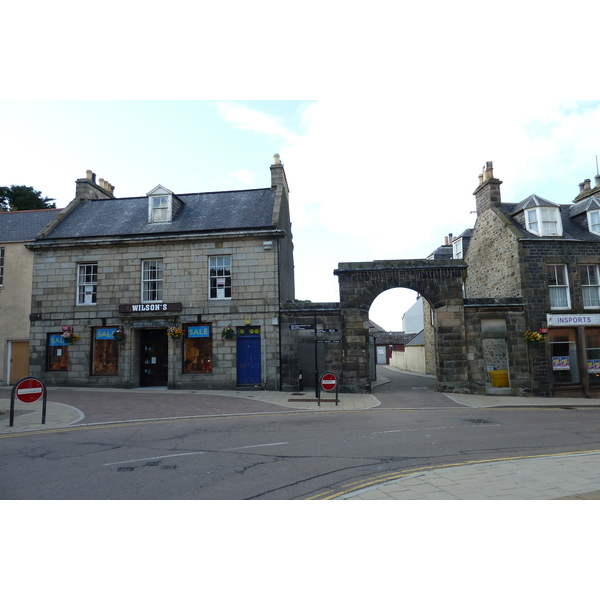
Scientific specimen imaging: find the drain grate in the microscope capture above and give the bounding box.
[463,418,495,425]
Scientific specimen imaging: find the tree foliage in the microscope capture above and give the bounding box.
[0,185,57,212]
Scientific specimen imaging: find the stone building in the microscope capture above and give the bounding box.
[27,157,294,390]
[0,209,60,384]
[463,162,600,397]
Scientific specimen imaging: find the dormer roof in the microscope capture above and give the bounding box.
[510,194,559,215]
[569,194,600,218]
[147,185,175,197]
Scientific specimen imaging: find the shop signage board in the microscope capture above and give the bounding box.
[289,324,315,330]
[10,377,47,427]
[119,303,183,313]
[547,313,600,326]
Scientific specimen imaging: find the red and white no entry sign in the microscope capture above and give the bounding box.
[320,372,338,392]
[15,377,45,403]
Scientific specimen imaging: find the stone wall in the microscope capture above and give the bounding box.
[280,303,342,391]
[28,234,283,389]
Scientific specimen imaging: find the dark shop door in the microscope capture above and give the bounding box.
[140,329,169,386]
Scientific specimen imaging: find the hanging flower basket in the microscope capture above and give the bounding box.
[167,327,183,339]
[525,330,544,344]
[221,327,235,340]
[113,329,126,342]
[62,331,80,344]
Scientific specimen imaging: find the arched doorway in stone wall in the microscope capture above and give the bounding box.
[334,259,468,393]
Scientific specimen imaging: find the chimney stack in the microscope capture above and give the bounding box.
[474,160,502,215]
[75,170,115,200]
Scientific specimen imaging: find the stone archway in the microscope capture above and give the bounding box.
[334,259,468,393]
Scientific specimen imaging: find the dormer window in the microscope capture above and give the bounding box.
[146,185,182,224]
[525,207,562,236]
[452,238,463,259]
[150,196,170,223]
[587,210,600,235]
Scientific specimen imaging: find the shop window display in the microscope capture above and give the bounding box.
[184,324,213,373]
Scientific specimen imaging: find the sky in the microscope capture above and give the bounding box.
[3,99,600,330]
[2,3,600,335]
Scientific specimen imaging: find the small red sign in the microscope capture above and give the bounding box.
[15,378,45,403]
[320,372,338,392]
[539,328,548,334]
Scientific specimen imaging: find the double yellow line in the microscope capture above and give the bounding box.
[305,448,600,499]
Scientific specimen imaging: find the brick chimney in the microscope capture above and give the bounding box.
[473,161,502,215]
[75,170,115,200]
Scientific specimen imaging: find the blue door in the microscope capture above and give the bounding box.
[237,332,261,385]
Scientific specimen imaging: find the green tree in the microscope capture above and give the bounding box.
[0,185,57,211]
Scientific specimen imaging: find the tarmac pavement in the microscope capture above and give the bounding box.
[2,373,600,500]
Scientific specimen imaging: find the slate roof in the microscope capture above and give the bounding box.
[500,201,600,242]
[511,194,559,213]
[406,330,425,345]
[0,209,61,242]
[426,245,453,260]
[39,188,277,241]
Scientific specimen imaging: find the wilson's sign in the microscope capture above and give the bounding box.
[119,303,182,313]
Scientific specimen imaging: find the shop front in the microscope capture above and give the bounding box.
[547,314,600,397]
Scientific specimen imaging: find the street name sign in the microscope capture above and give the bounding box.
[289,324,315,330]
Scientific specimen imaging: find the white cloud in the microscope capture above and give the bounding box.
[229,169,254,186]
[216,101,299,143]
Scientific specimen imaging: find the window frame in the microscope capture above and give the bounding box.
[0,246,4,285]
[148,195,171,223]
[547,264,571,309]
[580,264,600,309]
[525,207,562,237]
[141,259,163,302]
[76,262,98,306]
[452,238,463,259]
[587,210,600,236]
[209,255,232,300]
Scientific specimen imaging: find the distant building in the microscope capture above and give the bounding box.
[402,297,424,333]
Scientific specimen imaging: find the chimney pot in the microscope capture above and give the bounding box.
[483,161,494,181]
[448,233,453,245]
[99,178,105,188]
[595,174,600,188]
[86,170,93,180]
[584,178,591,191]
[579,182,585,193]
[478,173,484,185]
[444,236,448,245]
[273,153,281,165]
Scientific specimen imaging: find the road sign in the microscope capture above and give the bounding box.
[290,324,315,330]
[15,378,45,403]
[320,372,338,392]
[316,329,338,333]
[10,376,48,427]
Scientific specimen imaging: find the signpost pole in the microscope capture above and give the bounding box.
[314,308,319,404]
[41,385,47,425]
[9,386,16,427]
